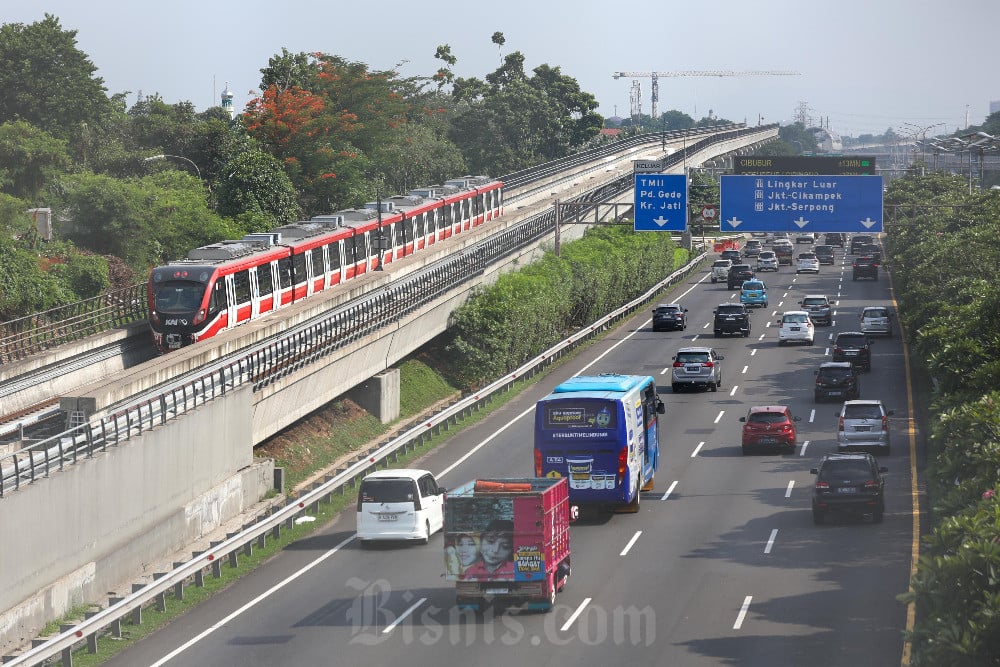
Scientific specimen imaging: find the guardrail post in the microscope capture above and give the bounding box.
[84,611,99,652]
[209,542,223,578]
[131,584,144,624]
[58,625,74,665]
[153,572,168,611]
[108,597,123,637]
[227,532,239,568]
[191,552,205,587]
[172,563,186,600]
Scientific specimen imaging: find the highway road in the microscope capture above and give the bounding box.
[105,241,914,667]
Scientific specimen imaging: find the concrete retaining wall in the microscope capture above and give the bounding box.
[0,387,272,654]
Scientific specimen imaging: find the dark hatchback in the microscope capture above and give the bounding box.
[727,264,755,289]
[814,244,836,264]
[814,361,861,402]
[652,303,688,331]
[811,453,887,524]
[824,232,846,247]
[832,332,873,371]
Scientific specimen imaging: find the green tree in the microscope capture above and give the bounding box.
[0,120,70,200]
[54,170,238,270]
[0,14,113,138]
[215,145,300,230]
[448,49,601,174]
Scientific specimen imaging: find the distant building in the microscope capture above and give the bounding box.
[806,127,843,153]
[600,128,622,138]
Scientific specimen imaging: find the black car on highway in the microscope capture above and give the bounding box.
[727,263,755,289]
[713,302,751,337]
[852,256,879,281]
[811,453,887,524]
[814,244,836,265]
[652,303,688,332]
[832,331,873,371]
[814,361,861,402]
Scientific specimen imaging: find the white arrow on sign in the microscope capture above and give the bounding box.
[860,217,878,229]
[652,215,671,227]
[792,216,810,229]
[726,216,742,229]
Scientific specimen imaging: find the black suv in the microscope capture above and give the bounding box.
[824,232,846,247]
[856,243,883,263]
[651,303,688,331]
[720,248,742,263]
[852,256,879,281]
[850,234,874,254]
[713,302,751,337]
[832,331,873,371]
[727,263,755,289]
[814,361,861,402]
[811,453,887,524]
[814,244,836,264]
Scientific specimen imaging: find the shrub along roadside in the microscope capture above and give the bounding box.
[885,174,1000,665]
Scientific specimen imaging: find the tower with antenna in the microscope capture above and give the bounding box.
[221,82,235,120]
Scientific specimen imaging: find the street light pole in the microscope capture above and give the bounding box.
[144,154,209,193]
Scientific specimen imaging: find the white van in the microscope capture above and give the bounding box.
[356,469,445,544]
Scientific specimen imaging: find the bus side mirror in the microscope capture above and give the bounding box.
[569,505,580,522]
[656,398,665,414]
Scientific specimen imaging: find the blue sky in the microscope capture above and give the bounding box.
[7,0,998,137]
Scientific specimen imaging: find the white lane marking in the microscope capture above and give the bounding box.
[703,322,710,329]
[800,440,810,457]
[741,365,748,374]
[561,598,592,632]
[691,334,700,341]
[620,531,642,556]
[691,441,705,457]
[734,596,753,629]
[150,533,357,666]
[661,480,679,501]
[809,409,816,423]
[714,410,725,424]
[785,480,795,498]
[764,529,779,554]
[729,386,738,397]
[750,349,758,356]
[383,597,427,633]
[660,367,669,375]
[758,333,766,341]
[782,292,788,297]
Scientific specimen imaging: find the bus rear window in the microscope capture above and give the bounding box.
[543,400,617,429]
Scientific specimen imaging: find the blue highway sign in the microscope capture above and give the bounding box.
[634,174,688,232]
[719,175,883,233]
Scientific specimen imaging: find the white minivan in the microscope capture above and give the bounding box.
[356,469,445,545]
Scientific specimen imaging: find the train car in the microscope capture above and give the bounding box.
[147,176,502,352]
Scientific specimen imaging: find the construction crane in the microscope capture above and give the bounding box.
[612,70,801,126]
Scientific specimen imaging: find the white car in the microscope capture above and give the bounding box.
[859,305,893,337]
[777,310,815,346]
[356,469,446,544]
[710,259,733,284]
[796,252,820,274]
[756,251,779,272]
[795,232,815,244]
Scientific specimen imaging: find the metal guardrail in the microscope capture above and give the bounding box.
[5,236,721,666]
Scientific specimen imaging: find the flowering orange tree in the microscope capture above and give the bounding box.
[243,52,412,215]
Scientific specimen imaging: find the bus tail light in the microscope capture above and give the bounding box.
[534,449,542,477]
[617,448,628,485]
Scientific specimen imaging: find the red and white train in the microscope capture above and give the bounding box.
[148,175,503,352]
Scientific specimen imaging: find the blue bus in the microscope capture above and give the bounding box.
[533,374,664,512]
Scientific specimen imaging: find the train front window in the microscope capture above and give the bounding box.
[154,281,204,314]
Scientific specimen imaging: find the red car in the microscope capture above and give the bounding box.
[739,405,801,454]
